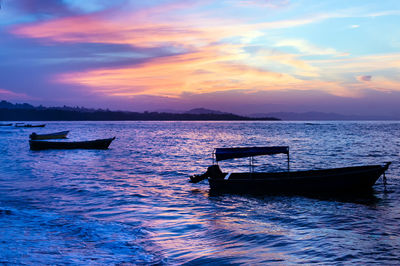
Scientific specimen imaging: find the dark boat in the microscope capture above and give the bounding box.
[30,131,69,140]
[190,146,391,194]
[15,123,46,128]
[29,137,115,150]
[0,123,12,126]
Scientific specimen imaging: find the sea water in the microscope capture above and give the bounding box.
[0,121,399,264]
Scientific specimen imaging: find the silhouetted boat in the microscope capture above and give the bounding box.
[0,123,12,126]
[29,137,115,150]
[30,131,69,140]
[15,123,46,128]
[190,146,391,194]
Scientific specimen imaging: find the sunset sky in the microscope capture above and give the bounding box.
[1,0,400,116]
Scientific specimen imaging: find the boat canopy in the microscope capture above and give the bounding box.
[214,146,289,161]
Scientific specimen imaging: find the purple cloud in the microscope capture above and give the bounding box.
[358,75,372,82]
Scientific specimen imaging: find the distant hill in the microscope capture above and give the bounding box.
[154,108,232,115]
[153,109,184,114]
[154,108,240,116]
[249,111,396,121]
[184,108,230,115]
[0,100,35,109]
[0,101,280,121]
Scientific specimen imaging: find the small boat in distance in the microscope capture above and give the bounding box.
[0,123,12,126]
[190,146,391,194]
[30,131,69,140]
[29,137,116,150]
[15,123,46,128]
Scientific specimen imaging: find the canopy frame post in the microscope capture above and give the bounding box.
[212,149,215,165]
[249,156,255,173]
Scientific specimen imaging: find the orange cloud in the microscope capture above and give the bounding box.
[57,41,373,99]
[56,44,302,97]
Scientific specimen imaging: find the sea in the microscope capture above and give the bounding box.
[0,121,399,265]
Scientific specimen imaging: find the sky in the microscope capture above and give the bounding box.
[1,0,400,116]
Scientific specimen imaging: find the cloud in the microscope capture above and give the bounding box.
[9,2,370,51]
[0,88,32,100]
[314,53,400,72]
[4,0,400,114]
[56,41,393,100]
[7,2,353,99]
[357,75,372,82]
[3,0,125,17]
[4,0,75,17]
[63,0,126,13]
[55,44,301,97]
[309,54,400,95]
[275,39,346,57]
[229,0,289,8]
[249,48,320,77]
[10,11,221,50]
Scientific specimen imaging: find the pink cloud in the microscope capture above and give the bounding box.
[0,88,32,100]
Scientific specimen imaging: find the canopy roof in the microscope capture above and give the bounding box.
[214,146,289,161]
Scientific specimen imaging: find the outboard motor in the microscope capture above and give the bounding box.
[29,132,37,140]
[189,165,224,183]
[206,165,224,179]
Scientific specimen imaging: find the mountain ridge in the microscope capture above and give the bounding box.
[249,111,397,121]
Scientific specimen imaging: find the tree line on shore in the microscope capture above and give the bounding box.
[0,101,279,121]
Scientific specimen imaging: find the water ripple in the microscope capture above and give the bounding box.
[0,121,399,264]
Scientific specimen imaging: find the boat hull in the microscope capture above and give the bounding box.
[29,137,115,150]
[207,164,389,194]
[30,131,69,140]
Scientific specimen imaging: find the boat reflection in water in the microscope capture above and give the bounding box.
[190,146,391,195]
